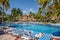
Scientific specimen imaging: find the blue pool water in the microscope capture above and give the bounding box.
[9,23,60,34]
[0,22,60,34]
[1,22,60,40]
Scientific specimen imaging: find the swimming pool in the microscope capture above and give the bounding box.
[8,22,60,34]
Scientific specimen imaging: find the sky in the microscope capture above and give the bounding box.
[6,0,39,15]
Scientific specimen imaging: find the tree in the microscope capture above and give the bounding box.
[7,15,13,21]
[0,0,10,24]
[17,8,23,17]
[37,0,60,23]
[37,8,41,17]
[29,11,35,18]
[38,0,52,10]
[0,0,10,10]
[38,0,53,16]
[47,0,60,23]
[11,8,23,21]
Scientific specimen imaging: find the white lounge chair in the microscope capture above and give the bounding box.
[50,35,60,40]
[21,35,32,40]
[35,33,44,38]
[12,33,19,36]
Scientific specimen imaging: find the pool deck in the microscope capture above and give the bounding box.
[0,27,53,40]
[0,22,60,40]
[0,33,52,40]
[0,34,21,40]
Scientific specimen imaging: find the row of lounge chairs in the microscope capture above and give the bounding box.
[3,28,44,40]
[0,27,60,40]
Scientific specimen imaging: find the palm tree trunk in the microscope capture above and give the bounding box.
[2,4,4,26]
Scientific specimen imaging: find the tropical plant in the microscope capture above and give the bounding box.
[47,0,60,23]
[37,0,60,23]
[11,8,23,21]
[7,15,13,21]
[0,0,10,23]
[29,11,35,18]
[38,0,52,10]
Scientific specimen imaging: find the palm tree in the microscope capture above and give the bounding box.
[11,8,23,21]
[37,8,41,17]
[0,0,10,25]
[11,8,17,21]
[29,11,35,18]
[38,0,53,14]
[47,0,60,23]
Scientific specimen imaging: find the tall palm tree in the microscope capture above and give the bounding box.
[29,11,35,18]
[0,0,10,25]
[38,0,52,13]
[48,0,60,20]
[11,8,23,21]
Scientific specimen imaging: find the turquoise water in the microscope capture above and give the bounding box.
[1,22,60,40]
[0,22,60,34]
[9,23,60,34]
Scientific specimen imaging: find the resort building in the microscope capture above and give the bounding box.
[19,15,36,22]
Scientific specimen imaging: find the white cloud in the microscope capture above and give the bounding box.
[23,10,27,13]
[29,8,33,11]
[23,10,29,15]
[29,8,38,13]
[22,8,37,15]
[29,8,35,13]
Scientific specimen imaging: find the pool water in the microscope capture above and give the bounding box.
[0,22,60,34]
[9,23,60,34]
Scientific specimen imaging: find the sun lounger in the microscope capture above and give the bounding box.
[7,30,13,33]
[50,35,60,40]
[32,33,44,40]
[24,30,33,36]
[30,32,39,38]
[11,29,24,36]
[51,31,60,40]
[3,28,17,35]
[0,30,5,35]
[35,33,44,38]
[21,35,32,40]
[12,33,19,36]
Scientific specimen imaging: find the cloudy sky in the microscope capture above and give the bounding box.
[6,0,39,15]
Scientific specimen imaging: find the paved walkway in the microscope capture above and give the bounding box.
[0,34,52,40]
[0,34,20,40]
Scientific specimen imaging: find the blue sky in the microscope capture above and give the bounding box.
[6,0,39,15]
